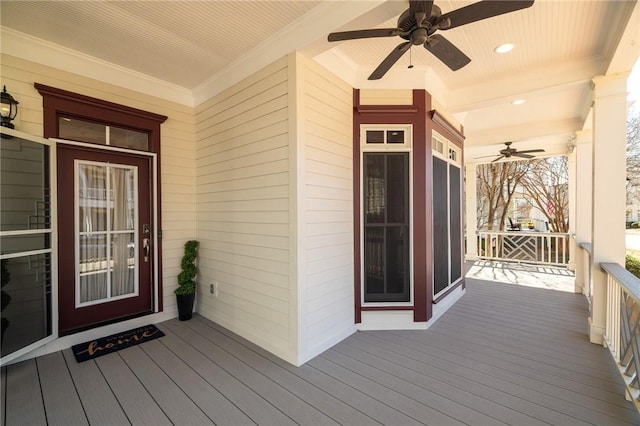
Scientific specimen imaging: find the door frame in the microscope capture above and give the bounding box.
[54,139,160,319]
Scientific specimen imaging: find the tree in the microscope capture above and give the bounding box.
[476,161,530,230]
[627,106,640,206]
[518,156,569,232]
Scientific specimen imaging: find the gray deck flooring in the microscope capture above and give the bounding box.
[2,272,640,425]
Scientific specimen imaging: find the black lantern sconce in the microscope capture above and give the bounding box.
[1,85,19,137]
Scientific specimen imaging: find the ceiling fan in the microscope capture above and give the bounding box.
[479,142,545,162]
[327,0,534,80]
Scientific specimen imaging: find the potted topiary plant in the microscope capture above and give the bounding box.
[174,240,199,321]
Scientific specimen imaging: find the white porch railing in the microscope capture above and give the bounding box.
[476,231,570,266]
[601,262,640,411]
[578,242,593,303]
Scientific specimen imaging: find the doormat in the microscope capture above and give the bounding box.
[72,324,164,363]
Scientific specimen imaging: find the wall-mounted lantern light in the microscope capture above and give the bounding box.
[1,85,19,135]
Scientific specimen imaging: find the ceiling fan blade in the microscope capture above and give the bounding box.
[513,153,535,159]
[368,42,412,80]
[491,155,505,163]
[516,149,545,154]
[409,0,434,27]
[439,0,534,30]
[328,28,404,42]
[424,34,470,71]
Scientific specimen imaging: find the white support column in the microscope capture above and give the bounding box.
[590,73,629,345]
[567,150,577,274]
[574,129,593,295]
[465,162,478,260]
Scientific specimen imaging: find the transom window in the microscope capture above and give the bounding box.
[59,116,149,151]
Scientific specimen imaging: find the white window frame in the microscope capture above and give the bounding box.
[360,124,414,307]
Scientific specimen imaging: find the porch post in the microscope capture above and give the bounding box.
[567,150,577,274]
[574,129,593,295]
[465,162,478,260]
[589,73,629,344]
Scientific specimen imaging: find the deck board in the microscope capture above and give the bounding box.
[37,352,88,425]
[138,337,255,426]
[2,271,640,426]
[95,350,172,425]
[3,359,46,426]
[169,318,338,426]
[158,322,297,426]
[61,349,130,426]
[190,316,378,426]
[117,345,214,425]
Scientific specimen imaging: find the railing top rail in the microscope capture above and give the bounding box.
[601,262,640,303]
[578,242,592,254]
[476,230,570,237]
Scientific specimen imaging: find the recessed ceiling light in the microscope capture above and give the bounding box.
[512,99,526,105]
[494,43,514,54]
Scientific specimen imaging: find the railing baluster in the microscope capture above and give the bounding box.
[601,262,640,409]
[475,231,569,267]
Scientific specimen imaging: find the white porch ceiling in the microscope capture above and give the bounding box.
[1,0,638,160]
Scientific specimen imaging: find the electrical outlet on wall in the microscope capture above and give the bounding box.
[210,281,218,297]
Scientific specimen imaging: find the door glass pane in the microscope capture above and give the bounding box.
[76,162,138,306]
[78,164,107,232]
[111,233,135,297]
[79,234,108,303]
[110,168,135,231]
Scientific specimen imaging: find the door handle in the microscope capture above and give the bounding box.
[143,238,150,262]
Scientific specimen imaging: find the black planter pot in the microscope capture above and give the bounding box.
[176,293,195,321]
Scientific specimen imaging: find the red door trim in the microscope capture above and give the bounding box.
[35,84,167,320]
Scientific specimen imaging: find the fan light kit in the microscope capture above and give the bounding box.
[327,0,535,80]
[494,43,514,54]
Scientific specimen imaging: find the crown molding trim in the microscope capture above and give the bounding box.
[1,27,194,107]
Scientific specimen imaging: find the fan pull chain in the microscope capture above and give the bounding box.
[408,47,414,69]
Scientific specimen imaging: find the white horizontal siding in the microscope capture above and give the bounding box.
[195,56,297,363]
[297,55,355,364]
[1,54,196,322]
